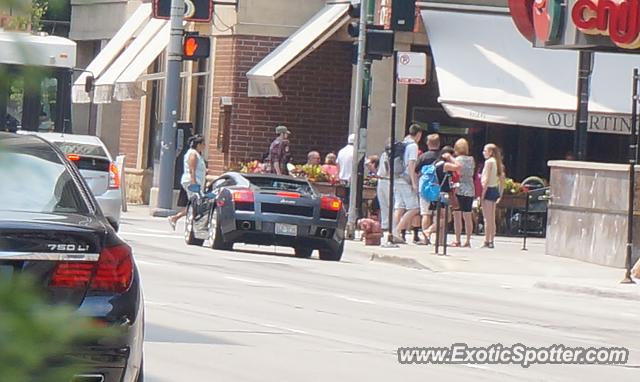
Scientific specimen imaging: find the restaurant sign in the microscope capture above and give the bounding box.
[509,0,640,51]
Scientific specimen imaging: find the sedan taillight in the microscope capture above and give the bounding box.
[90,244,133,293]
[109,162,120,189]
[50,262,95,288]
[50,245,133,293]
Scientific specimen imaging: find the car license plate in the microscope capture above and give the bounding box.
[0,265,14,281]
[275,223,297,236]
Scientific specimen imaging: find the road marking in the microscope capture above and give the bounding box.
[136,260,166,267]
[261,323,308,334]
[135,227,174,234]
[335,295,376,304]
[223,275,263,285]
[119,232,183,239]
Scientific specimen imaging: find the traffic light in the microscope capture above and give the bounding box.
[366,27,395,59]
[347,2,394,62]
[347,2,361,38]
[182,34,210,61]
[391,0,416,31]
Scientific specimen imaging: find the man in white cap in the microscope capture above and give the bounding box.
[337,133,355,184]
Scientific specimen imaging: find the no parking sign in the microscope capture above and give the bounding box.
[397,52,427,85]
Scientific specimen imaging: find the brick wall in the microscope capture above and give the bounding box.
[119,100,141,168]
[208,35,353,174]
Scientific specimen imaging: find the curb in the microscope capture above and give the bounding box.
[534,281,640,301]
[370,253,436,271]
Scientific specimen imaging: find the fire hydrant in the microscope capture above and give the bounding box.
[358,218,383,246]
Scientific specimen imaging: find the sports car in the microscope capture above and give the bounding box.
[184,173,346,261]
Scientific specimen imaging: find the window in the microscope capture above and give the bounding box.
[53,142,108,158]
[244,176,314,195]
[0,146,89,214]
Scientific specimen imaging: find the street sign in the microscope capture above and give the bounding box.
[153,0,213,22]
[396,52,427,85]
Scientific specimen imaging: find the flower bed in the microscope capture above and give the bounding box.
[232,161,377,200]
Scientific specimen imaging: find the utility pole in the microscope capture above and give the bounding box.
[574,50,594,160]
[153,0,184,216]
[346,0,369,238]
[622,68,639,285]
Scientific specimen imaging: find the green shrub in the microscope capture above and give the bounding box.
[0,275,108,382]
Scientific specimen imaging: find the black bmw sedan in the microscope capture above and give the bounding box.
[185,173,347,261]
[0,132,144,382]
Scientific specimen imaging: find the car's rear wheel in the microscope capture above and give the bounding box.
[294,247,313,258]
[184,204,204,246]
[319,241,344,261]
[209,209,232,250]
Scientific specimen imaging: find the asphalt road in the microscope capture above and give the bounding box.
[119,210,639,382]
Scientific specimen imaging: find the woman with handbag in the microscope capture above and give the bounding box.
[451,138,475,247]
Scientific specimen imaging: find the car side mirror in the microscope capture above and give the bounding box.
[106,216,119,232]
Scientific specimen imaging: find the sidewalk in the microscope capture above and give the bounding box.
[345,235,640,301]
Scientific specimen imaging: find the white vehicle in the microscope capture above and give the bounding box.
[2,32,123,229]
[36,133,123,230]
[0,31,76,133]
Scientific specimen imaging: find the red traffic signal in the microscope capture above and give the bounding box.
[182,35,210,60]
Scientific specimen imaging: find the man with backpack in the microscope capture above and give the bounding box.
[418,146,461,246]
[414,134,441,244]
[391,124,424,243]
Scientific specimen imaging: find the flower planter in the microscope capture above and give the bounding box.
[497,193,527,209]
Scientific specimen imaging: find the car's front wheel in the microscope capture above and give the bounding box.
[319,241,344,261]
[209,209,232,250]
[184,204,204,246]
[294,247,313,259]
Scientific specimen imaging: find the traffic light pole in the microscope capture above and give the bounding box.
[152,0,185,217]
[346,0,369,238]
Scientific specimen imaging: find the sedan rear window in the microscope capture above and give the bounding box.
[245,176,314,195]
[54,142,108,158]
[0,146,89,214]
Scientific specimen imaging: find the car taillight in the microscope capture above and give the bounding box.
[90,244,133,293]
[276,191,300,198]
[233,189,254,203]
[109,162,120,189]
[67,154,81,162]
[321,196,342,211]
[50,262,95,288]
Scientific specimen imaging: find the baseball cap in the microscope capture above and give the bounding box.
[348,134,355,144]
[275,125,291,135]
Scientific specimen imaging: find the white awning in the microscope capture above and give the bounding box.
[246,3,351,97]
[421,10,640,134]
[93,18,168,104]
[72,3,152,103]
[114,23,171,102]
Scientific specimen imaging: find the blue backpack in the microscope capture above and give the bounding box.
[420,164,440,202]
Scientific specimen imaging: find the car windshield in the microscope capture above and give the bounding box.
[245,176,314,195]
[0,142,89,214]
[53,142,108,158]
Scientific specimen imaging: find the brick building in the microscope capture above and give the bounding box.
[72,0,366,205]
[208,36,353,174]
